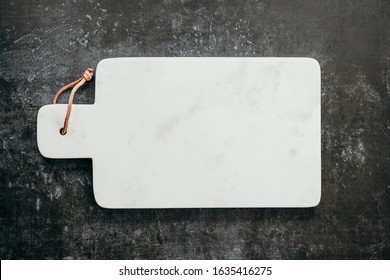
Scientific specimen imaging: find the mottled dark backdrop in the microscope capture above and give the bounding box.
[0,0,389,259]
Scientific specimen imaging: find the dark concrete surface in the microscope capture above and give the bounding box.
[0,0,389,259]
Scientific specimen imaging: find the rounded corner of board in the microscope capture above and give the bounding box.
[306,57,321,73]
[308,191,322,208]
[96,58,112,71]
[93,190,115,209]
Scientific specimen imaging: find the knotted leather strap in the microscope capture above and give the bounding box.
[52,68,93,135]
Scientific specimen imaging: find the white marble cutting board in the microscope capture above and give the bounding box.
[37,57,321,208]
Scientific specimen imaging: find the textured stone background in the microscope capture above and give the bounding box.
[0,0,389,259]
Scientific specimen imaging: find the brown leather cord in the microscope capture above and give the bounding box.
[52,68,93,135]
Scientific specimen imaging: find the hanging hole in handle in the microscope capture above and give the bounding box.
[59,128,67,136]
